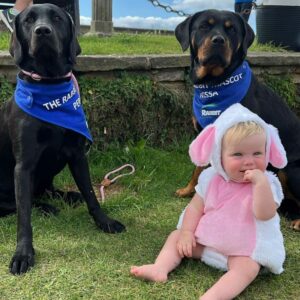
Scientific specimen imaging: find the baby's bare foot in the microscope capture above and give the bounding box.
[130,264,168,282]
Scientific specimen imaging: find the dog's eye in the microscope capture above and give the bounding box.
[199,23,210,30]
[226,26,236,33]
[54,15,62,22]
[25,16,35,23]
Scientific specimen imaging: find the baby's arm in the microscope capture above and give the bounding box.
[243,170,277,220]
[177,193,204,257]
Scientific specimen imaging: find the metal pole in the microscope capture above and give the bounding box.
[88,0,113,36]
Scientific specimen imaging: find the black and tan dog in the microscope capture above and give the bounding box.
[175,9,300,229]
[0,4,125,275]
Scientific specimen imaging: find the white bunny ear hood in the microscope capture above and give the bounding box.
[189,103,287,181]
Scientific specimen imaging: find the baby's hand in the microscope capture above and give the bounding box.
[243,169,266,184]
[177,230,196,258]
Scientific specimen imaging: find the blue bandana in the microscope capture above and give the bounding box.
[193,61,252,128]
[14,76,92,142]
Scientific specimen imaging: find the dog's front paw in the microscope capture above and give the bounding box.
[175,186,195,198]
[290,219,300,231]
[9,245,35,275]
[97,218,126,233]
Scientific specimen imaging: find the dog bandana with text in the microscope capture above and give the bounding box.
[14,76,92,141]
[193,61,252,128]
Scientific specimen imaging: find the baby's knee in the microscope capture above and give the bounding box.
[229,257,260,281]
[169,229,181,239]
[245,266,260,283]
[240,260,260,281]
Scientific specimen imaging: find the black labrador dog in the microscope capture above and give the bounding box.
[175,9,300,229]
[0,4,125,275]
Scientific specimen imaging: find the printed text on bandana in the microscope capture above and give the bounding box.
[199,73,243,117]
[42,85,81,110]
[193,61,252,128]
[14,76,93,141]
[197,73,244,90]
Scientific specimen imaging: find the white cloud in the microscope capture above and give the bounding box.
[113,15,185,30]
[80,16,91,25]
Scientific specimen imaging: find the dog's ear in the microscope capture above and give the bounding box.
[175,15,193,52]
[66,12,81,64]
[236,13,255,59]
[9,13,23,65]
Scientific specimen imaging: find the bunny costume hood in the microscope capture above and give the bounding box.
[189,103,287,180]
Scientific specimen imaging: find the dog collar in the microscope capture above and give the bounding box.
[14,75,92,142]
[21,69,72,81]
[193,61,252,128]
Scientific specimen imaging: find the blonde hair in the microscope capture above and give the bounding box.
[222,121,266,146]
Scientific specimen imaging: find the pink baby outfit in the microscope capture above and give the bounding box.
[192,167,284,274]
[195,174,255,257]
[178,104,287,274]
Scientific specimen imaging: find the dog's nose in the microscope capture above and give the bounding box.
[211,35,225,45]
[34,25,52,36]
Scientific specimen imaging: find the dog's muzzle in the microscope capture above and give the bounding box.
[211,34,226,46]
[29,24,61,57]
[34,24,52,37]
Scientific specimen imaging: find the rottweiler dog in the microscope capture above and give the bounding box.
[175,9,300,229]
[0,4,125,275]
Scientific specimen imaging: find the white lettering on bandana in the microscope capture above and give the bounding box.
[193,61,252,128]
[14,75,92,142]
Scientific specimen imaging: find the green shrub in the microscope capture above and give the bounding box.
[1,73,298,149]
[78,74,194,149]
[0,74,194,148]
[0,76,13,104]
[263,74,300,109]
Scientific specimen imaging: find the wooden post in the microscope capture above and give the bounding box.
[89,0,113,36]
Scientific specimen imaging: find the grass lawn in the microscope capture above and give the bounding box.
[0,32,287,54]
[0,143,299,299]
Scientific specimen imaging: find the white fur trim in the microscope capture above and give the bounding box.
[201,247,228,271]
[267,172,284,206]
[195,167,217,200]
[251,214,285,274]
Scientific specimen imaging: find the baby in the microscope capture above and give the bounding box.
[131,104,286,300]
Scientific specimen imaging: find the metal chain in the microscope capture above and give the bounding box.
[147,0,191,17]
[147,0,256,18]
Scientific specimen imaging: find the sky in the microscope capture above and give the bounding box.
[79,0,257,31]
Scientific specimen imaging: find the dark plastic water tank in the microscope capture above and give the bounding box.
[256,5,300,51]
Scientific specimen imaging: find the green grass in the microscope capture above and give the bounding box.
[79,33,182,55]
[0,32,287,54]
[0,143,299,299]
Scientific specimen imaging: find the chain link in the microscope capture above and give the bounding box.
[147,0,256,18]
[147,0,191,17]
